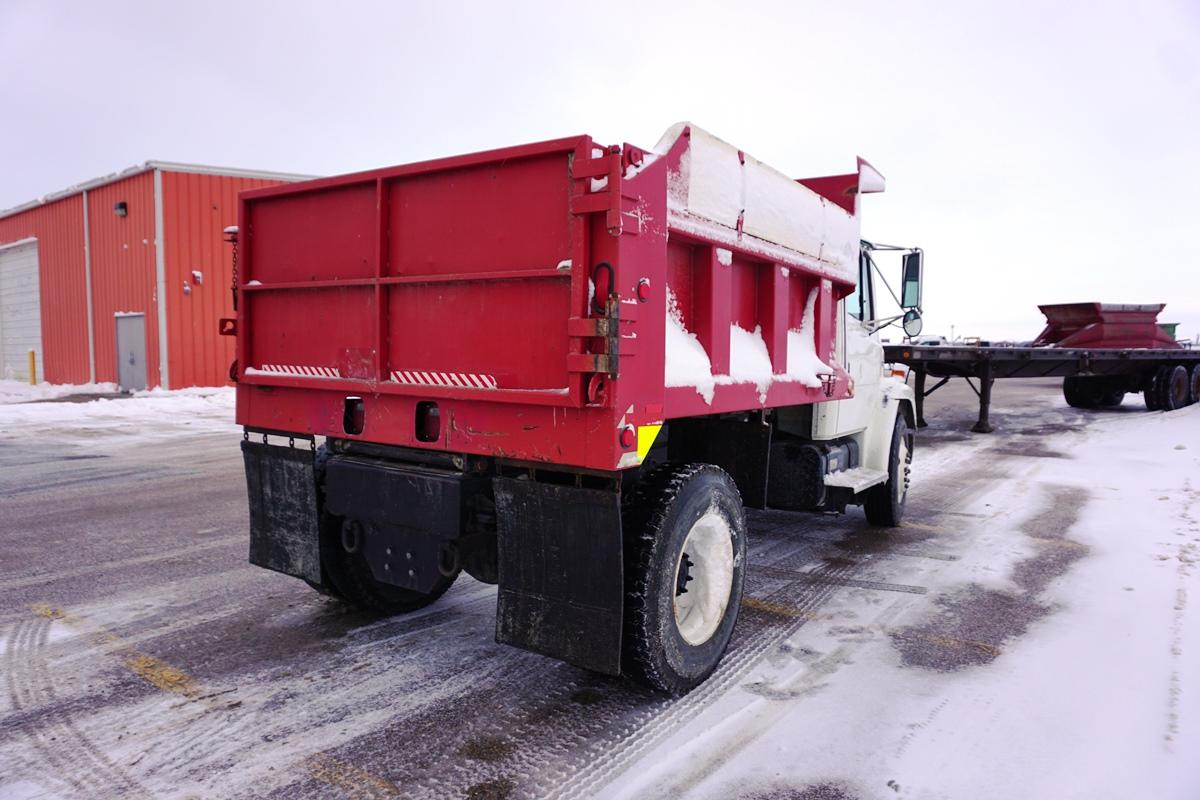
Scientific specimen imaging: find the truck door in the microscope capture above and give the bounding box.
[813,251,882,438]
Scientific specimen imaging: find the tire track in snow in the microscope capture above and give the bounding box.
[3,616,152,799]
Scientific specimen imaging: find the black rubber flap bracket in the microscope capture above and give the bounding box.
[494,477,624,675]
[242,440,321,584]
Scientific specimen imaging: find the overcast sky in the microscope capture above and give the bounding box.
[2,0,1197,342]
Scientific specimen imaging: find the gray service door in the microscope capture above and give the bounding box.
[115,314,147,392]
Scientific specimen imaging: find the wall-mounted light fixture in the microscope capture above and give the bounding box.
[114,201,128,217]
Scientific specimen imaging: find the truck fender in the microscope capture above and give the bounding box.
[862,377,916,474]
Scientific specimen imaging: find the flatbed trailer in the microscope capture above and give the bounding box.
[886,344,1200,432]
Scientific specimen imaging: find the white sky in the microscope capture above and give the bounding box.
[2,0,1197,342]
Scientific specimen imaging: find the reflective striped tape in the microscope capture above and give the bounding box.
[390,370,498,389]
[258,364,340,378]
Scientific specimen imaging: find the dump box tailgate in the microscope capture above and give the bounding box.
[240,142,585,398]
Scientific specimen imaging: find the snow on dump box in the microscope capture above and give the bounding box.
[657,123,859,281]
[665,286,832,403]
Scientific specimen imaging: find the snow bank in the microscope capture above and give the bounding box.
[0,386,236,445]
[0,380,119,405]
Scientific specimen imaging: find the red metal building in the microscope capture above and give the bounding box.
[0,162,310,389]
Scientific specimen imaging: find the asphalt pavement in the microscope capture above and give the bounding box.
[0,377,1169,799]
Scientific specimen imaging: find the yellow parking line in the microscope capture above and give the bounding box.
[30,604,200,698]
[741,597,819,620]
[902,522,946,533]
[917,632,1002,657]
[306,753,399,799]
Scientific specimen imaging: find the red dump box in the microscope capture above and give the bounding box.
[235,125,878,471]
[1032,302,1180,349]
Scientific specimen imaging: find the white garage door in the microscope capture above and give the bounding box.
[0,239,43,382]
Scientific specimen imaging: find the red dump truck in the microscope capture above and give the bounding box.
[232,124,921,693]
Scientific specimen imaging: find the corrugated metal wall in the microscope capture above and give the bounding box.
[86,173,161,388]
[0,196,90,384]
[0,167,296,388]
[161,171,282,388]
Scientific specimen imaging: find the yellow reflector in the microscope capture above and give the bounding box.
[636,424,662,462]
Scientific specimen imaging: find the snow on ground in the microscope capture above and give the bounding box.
[0,385,236,445]
[602,404,1200,800]
[0,380,118,405]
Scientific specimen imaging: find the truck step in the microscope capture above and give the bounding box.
[823,467,888,493]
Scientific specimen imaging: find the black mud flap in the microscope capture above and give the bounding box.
[493,478,624,675]
[242,440,321,584]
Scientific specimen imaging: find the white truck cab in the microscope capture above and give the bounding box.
[811,242,923,524]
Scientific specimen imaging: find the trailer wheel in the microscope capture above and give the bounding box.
[1062,376,1097,409]
[317,512,457,614]
[864,413,913,527]
[622,463,746,695]
[1161,365,1190,411]
[1145,369,1163,411]
[1098,388,1125,407]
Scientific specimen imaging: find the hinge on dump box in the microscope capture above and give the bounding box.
[570,145,624,235]
[568,293,631,378]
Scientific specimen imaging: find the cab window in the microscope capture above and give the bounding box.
[848,250,875,321]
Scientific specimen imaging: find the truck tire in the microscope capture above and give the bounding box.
[621,463,747,695]
[1191,366,1200,406]
[1062,376,1097,409]
[864,413,913,527]
[1065,376,1122,409]
[1161,365,1190,411]
[318,511,457,615]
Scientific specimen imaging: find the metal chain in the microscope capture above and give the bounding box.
[230,236,240,312]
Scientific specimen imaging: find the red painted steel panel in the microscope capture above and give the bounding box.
[161,171,284,388]
[387,154,571,276]
[86,173,160,387]
[1032,302,1180,349]
[0,196,90,384]
[247,183,376,284]
[388,280,572,390]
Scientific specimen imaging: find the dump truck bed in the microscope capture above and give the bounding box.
[235,124,881,471]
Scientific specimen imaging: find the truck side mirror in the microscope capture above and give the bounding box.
[901,251,922,309]
[902,309,923,338]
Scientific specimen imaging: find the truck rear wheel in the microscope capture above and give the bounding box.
[318,512,457,615]
[622,463,747,695]
[864,413,913,527]
[1191,366,1200,406]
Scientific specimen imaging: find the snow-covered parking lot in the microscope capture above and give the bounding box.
[0,378,1197,799]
